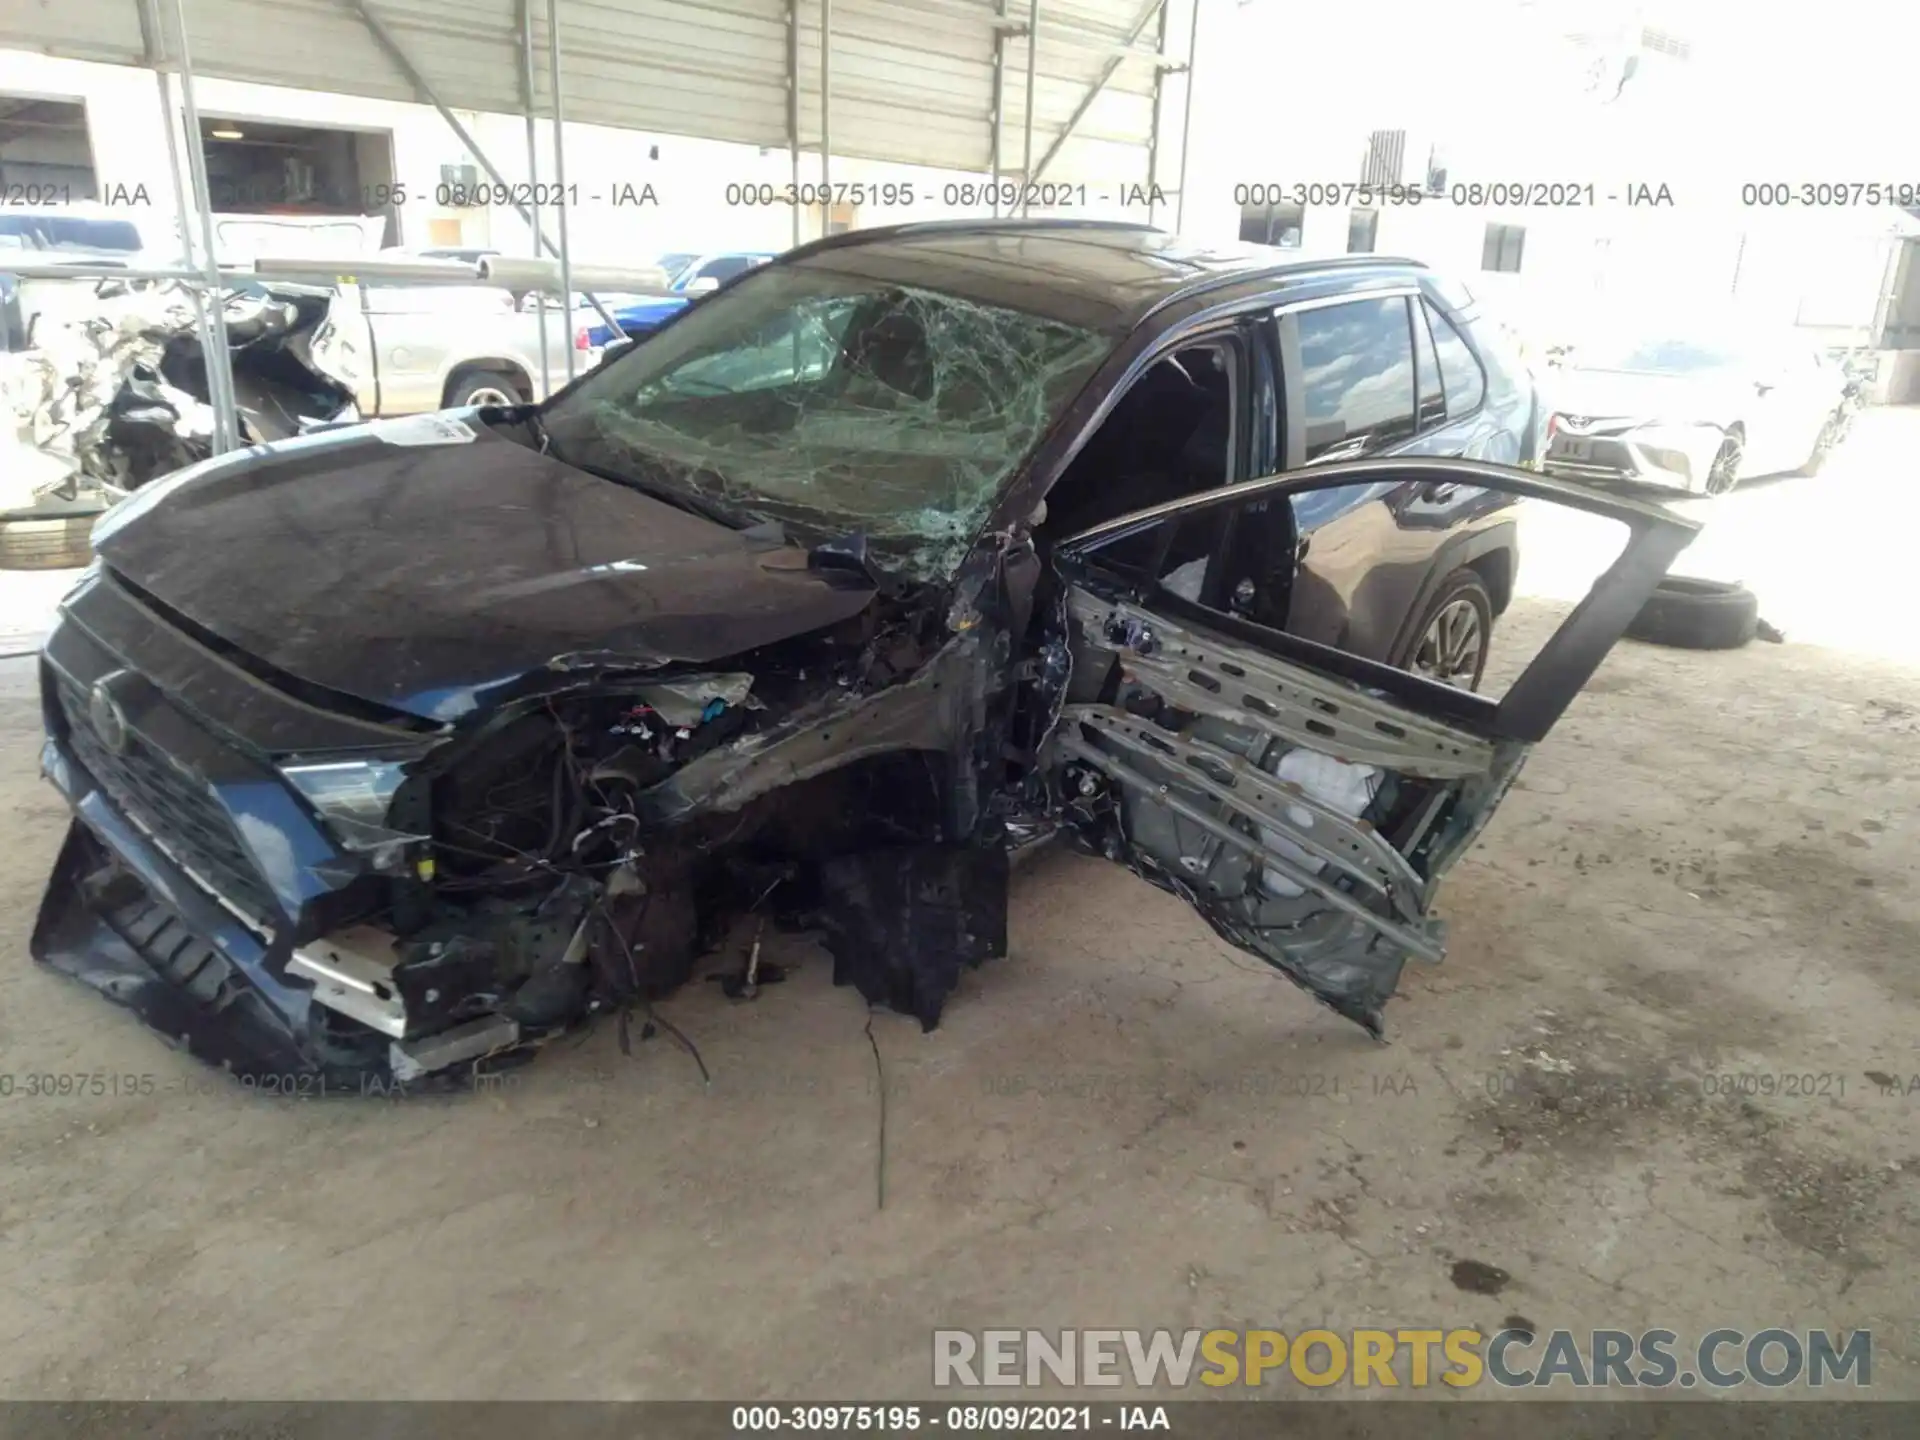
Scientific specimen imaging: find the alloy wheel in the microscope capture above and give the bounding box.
[1705,435,1743,496]
[1412,598,1484,690]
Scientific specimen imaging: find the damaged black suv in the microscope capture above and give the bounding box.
[33,221,1698,1087]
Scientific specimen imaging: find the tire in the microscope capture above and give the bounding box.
[1704,431,1744,495]
[1397,568,1495,692]
[1796,409,1845,476]
[1624,576,1759,651]
[444,367,528,410]
[0,511,100,571]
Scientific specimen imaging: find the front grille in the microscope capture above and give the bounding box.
[55,679,279,922]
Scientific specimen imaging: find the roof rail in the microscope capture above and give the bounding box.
[1135,252,1435,321]
[782,217,1164,261]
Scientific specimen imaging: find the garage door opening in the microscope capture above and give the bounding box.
[0,96,96,202]
[200,117,400,245]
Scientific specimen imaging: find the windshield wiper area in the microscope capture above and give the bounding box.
[553,446,744,530]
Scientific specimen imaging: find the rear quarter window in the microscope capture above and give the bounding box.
[1294,296,1417,461]
[1454,307,1531,408]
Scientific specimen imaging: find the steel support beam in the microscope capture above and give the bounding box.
[137,0,226,444]
[1020,0,1040,216]
[1145,0,1171,227]
[544,0,576,380]
[787,0,802,247]
[1028,0,1164,187]
[820,0,833,217]
[1174,0,1199,231]
[0,263,239,283]
[988,3,1008,215]
[519,0,551,396]
[341,0,622,344]
[162,0,241,453]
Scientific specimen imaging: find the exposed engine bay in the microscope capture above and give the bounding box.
[293,638,1006,1083]
[35,537,1033,1089]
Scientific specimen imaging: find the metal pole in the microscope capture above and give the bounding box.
[1029,0,1162,187]
[787,0,801,247]
[1173,0,1199,232]
[344,0,622,339]
[519,0,551,397]
[820,0,832,230]
[0,262,240,283]
[544,0,576,380]
[164,0,241,452]
[1146,0,1170,227]
[1020,0,1039,216]
[988,4,1006,216]
[135,0,222,402]
[148,68,224,416]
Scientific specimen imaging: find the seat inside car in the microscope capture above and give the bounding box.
[1041,344,1232,541]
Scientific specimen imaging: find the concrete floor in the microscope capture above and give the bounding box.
[1,414,1917,1401]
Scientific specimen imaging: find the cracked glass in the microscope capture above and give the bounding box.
[540,266,1113,581]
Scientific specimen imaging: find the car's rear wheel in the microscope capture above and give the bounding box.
[0,509,102,571]
[444,366,528,410]
[1401,569,1494,692]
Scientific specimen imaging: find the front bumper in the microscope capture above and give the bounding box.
[29,570,497,1091]
[1541,423,1720,494]
[33,797,346,1085]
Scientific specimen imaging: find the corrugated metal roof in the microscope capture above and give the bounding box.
[1,0,1191,184]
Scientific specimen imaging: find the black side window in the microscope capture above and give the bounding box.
[700,255,757,282]
[1411,300,1445,430]
[1295,296,1416,462]
[1425,301,1486,416]
[1077,498,1292,630]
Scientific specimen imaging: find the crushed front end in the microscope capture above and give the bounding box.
[33,561,1007,1091]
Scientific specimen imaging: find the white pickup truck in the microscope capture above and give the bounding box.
[307,282,621,413]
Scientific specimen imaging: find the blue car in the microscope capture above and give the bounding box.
[585,251,777,347]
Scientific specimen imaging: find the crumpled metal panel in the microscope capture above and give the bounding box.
[5,278,352,502]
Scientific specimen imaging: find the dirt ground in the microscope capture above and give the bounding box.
[0,413,1916,1401]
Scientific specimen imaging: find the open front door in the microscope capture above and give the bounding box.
[1041,457,1699,1036]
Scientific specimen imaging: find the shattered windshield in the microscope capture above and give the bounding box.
[538,266,1113,582]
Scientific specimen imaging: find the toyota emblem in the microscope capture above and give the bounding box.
[88,679,130,755]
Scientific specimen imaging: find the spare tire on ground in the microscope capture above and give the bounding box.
[0,508,103,571]
[1624,576,1760,651]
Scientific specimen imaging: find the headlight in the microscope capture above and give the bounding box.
[281,758,423,870]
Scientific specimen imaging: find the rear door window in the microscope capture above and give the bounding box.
[1425,300,1486,416]
[1412,300,1445,430]
[1293,296,1417,462]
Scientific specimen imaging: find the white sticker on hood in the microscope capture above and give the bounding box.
[373,414,478,446]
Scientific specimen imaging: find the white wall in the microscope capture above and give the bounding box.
[1186,0,1912,350]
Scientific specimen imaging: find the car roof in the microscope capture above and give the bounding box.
[783,220,1430,333]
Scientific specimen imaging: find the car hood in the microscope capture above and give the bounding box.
[1545,367,1746,427]
[89,418,878,724]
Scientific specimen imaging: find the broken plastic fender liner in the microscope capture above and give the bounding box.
[816,844,1009,1030]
